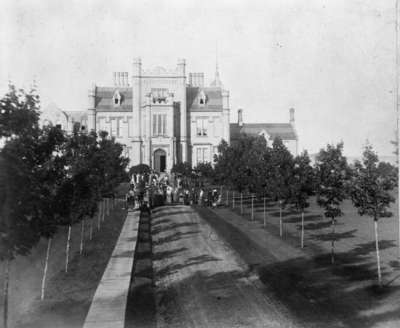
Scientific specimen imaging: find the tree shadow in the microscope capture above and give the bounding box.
[285,214,323,224]
[258,255,400,327]
[196,206,400,327]
[269,210,295,218]
[152,218,172,227]
[300,220,335,230]
[152,222,197,235]
[350,240,397,257]
[311,229,358,242]
[153,230,200,246]
[156,255,221,279]
[153,247,188,261]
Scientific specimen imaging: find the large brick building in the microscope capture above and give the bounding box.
[41,58,298,172]
[86,58,230,173]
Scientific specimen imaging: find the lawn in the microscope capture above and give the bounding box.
[227,190,400,287]
[0,201,126,328]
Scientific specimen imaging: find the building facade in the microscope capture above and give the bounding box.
[230,108,298,155]
[86,58,230,172]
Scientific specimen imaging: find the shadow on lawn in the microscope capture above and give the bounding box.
[285,214,323,224]
[258,253,400,328]
[311,229,358,242]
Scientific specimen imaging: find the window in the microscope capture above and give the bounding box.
[113,90,122,106]
[196,117,208,136]
[213,117,221,137]
[199,90,207,105]
[151,88,168,104]
[196,146,210,164]
[152,114,167,136]
[98,117,107,133]
[110,118,117,137]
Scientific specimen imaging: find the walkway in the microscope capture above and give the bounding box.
[152,205,302,328]
[83,210,140,328]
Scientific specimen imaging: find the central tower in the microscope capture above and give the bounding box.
[130,58,188,172]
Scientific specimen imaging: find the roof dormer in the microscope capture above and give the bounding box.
[199,90,207,105]
[113,90,122,107]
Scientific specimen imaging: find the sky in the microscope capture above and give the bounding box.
[0,0,398,158]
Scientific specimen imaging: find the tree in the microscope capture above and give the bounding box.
[214,135,268,194]
[315,142,350,264]
[350,145,396,287]
[268,137,294,237]
[0,84,40,139]
[289,151,314,248]
[0,85,46,328]
[193,162,215,186]
[171,162,193,188]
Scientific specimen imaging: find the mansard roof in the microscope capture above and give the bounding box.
[230,123,297,141]
[95,87,132,112]
[187,86,223,112]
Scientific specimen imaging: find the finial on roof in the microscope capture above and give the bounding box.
[210,42,223,88]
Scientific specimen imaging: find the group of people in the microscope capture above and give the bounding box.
[125,172,223,210]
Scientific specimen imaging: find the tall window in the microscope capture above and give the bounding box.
[196,117,208,136]
[213,117,221,137]
[152,114,167,136]
[98,117,107,133]
[196,147,210,164]
[110,118,117,137]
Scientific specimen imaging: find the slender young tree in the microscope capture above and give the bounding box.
[350,145,396,287]
[268,137,294,237]
[315,142,349,264]
[289,151,314,248]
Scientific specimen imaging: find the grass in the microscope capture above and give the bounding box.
[12,204,127,328]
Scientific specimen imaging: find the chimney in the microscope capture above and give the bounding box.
[238,109,243,127]
[289,108,295,124]
[125,72,129,86]
[189,73,204,88]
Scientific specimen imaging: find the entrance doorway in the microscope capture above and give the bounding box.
[154,149,167,172]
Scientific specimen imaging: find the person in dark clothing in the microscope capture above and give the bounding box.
[140,202,151,216]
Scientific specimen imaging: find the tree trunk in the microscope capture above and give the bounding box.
[251,196,254,221]
[65,225,72,273]
[97,201,101,231]
[263,197,266,228]
[3,257,10,328]
[102,199,106,221]
[279,201,283,237]
[331,217,335,264]
[41,238,52,300]
[232,191,235,209]
[107,198,110,216]
[79,219,85,255]
[89,218,93,240]
[301,211,305,248]
[240,193,243,215]
[374,219,382,287]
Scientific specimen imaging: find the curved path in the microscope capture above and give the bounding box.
[152,205,302,328]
